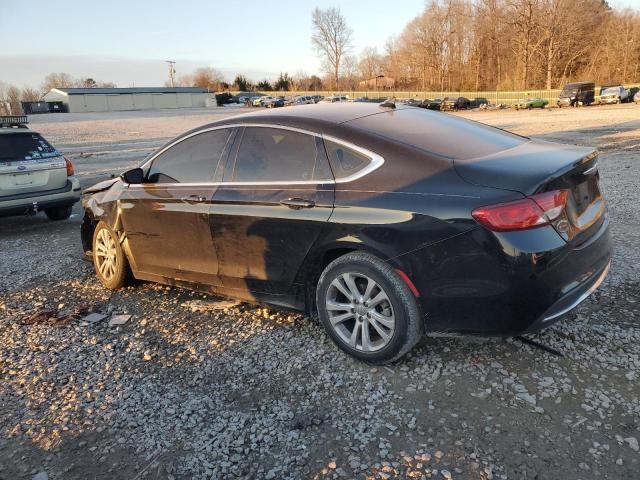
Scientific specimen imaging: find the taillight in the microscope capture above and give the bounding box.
[472,190,569,232]
[64,156,74,176]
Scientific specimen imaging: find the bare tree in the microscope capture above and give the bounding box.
[341,55,359,89]
[311,7,353,89]
[358,47,382,80]
[21,87,41,102]
[41,72,75,95]
[0,82,11,115]
[191,67,225,91]
[6,86,22,115]
[74,77,117,88]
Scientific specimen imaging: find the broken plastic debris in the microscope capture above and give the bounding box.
[83,313,107,324]
[108,314,131,327]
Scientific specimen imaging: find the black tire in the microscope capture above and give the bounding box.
[316,251,423,364]
[44,205,72,221]
[92,221,131,289]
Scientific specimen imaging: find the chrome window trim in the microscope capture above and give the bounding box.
[322,134,385,184]
[136,123,384,187]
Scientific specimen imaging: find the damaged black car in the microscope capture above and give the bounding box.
[81,103,611,363]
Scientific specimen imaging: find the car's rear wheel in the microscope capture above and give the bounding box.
[92,221,130,289]
[316,251,422,364]
[44,205,72,221]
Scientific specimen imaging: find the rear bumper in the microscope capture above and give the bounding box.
[400,213,611,336]
[0,177,81,217]
[526,259,610,332]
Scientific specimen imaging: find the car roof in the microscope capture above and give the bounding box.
[564,82,594,87]
[0,127,38,136]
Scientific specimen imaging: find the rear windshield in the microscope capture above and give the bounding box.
[0,132,58,161]
[346,107,525,160]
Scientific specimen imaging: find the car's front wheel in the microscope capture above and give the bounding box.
[316,252,423,364]
[92,221,131,289]
[44,205,72,220]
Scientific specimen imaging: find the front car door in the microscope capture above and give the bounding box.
[210,125,335,304]
[119,127,235,286]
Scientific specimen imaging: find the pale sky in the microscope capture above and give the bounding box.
[0,0,424,89]
[1,0,637,89]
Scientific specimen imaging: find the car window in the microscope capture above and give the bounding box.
[233,127,331,183]
[324,140,371,179]
[147,129,232,183]
[0,132,58,161]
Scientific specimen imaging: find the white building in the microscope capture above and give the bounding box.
[43,87,213,113]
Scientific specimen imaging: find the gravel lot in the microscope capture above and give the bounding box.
[1,105,638,480]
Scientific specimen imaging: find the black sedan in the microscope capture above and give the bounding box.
[418,98,442,110]
[81,103,611,363]
[441,96,471,111]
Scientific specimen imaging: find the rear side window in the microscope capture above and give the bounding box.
[0,133,58,161]
[147,129,232,183]
[233,127,332,182]
[324,140,371,179]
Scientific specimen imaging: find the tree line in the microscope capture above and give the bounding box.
[179,1,640,92]
[312,1,640,91]
[2,0,637,112]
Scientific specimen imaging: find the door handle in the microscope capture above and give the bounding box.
[181,195,206,204]
[279,197,316,209]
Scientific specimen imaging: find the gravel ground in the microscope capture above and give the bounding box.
[1,105,639,480]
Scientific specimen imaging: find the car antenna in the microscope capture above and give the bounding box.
[379,97,396,109]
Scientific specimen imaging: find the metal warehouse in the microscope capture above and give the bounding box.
[43,87,212,113]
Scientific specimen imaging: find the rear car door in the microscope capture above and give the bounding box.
[119,128,235,285]
[0,131,67,201]
[211,126,335,299]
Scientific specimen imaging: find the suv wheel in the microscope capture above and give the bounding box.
[92,221,131,289]
[316,251,423,364]
[44,205,73,221]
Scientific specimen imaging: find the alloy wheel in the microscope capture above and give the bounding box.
[325,272,396,352]
[94,228,118,282]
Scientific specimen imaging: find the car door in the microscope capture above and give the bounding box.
[119,127,235,285]
[210,125,335,299]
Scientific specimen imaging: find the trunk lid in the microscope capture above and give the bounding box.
[0,131,67,198]
[455,140,605,245]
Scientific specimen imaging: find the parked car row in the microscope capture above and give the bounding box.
[232,80,640,112]
[402,97,476,111]
[248,95,325,108]
[514,82,639,110]
[394,82,640,113]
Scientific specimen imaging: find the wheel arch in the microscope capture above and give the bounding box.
[296,240,398,316]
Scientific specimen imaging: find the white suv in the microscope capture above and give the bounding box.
[0,116,80,219]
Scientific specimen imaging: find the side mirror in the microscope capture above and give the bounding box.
[121,167,144,184]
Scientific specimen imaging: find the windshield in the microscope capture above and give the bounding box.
[560,88,578,97]
[0,132,58,161]
[601,87,620,96]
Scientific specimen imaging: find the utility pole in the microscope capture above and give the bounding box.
[166,60,176,88]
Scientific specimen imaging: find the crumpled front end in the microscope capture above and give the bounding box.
[80,178,124,254]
